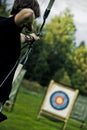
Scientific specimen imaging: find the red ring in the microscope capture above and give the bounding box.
[55,96,64,105]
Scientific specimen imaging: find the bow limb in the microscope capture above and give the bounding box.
[38,0,55,35]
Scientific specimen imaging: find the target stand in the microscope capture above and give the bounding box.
[37,80,79,130]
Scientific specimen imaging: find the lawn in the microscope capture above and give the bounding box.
[0,85,87,130]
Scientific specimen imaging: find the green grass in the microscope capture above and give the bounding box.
[0,86,87,130]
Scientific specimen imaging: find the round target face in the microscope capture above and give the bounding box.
[50,91,69,110]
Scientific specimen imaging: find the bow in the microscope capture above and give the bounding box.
[38,0,55,35]
[21,0,55,65]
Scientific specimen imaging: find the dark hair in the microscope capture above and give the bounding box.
[10,0,40,18]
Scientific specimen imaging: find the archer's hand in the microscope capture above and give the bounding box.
[20,33,40,43]
[25,33,40,43]
[29,33,40,41]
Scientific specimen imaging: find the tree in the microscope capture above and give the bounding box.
[24,8,77,86]
[44,8,76,84]
[70,44,87,94]
[0,0,9,16]
[53,68,71,86]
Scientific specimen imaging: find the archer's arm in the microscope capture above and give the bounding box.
[14,8,34,27]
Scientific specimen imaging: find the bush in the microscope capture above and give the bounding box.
[22,79,46,94]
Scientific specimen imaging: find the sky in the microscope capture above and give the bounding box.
[7,0,87,46]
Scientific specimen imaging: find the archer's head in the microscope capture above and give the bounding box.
[10,0,40,19]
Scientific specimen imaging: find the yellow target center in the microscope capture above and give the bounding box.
[55,96,64,105]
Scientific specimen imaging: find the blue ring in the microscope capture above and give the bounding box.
[50,91,69,110]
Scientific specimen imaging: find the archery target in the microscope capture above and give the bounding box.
[41,81,79,119]
[50,91,69,110]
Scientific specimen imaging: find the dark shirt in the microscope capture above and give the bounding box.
[0,15,22,102]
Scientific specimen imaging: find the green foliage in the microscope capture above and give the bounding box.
[44,8,76,46]
[43,8,76,85]
[70,45,87,94]
[22,79,46,93]
[24,38,52,86]
[0,0,9,16]
[25,8,76,86]
[53,68,71,86]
